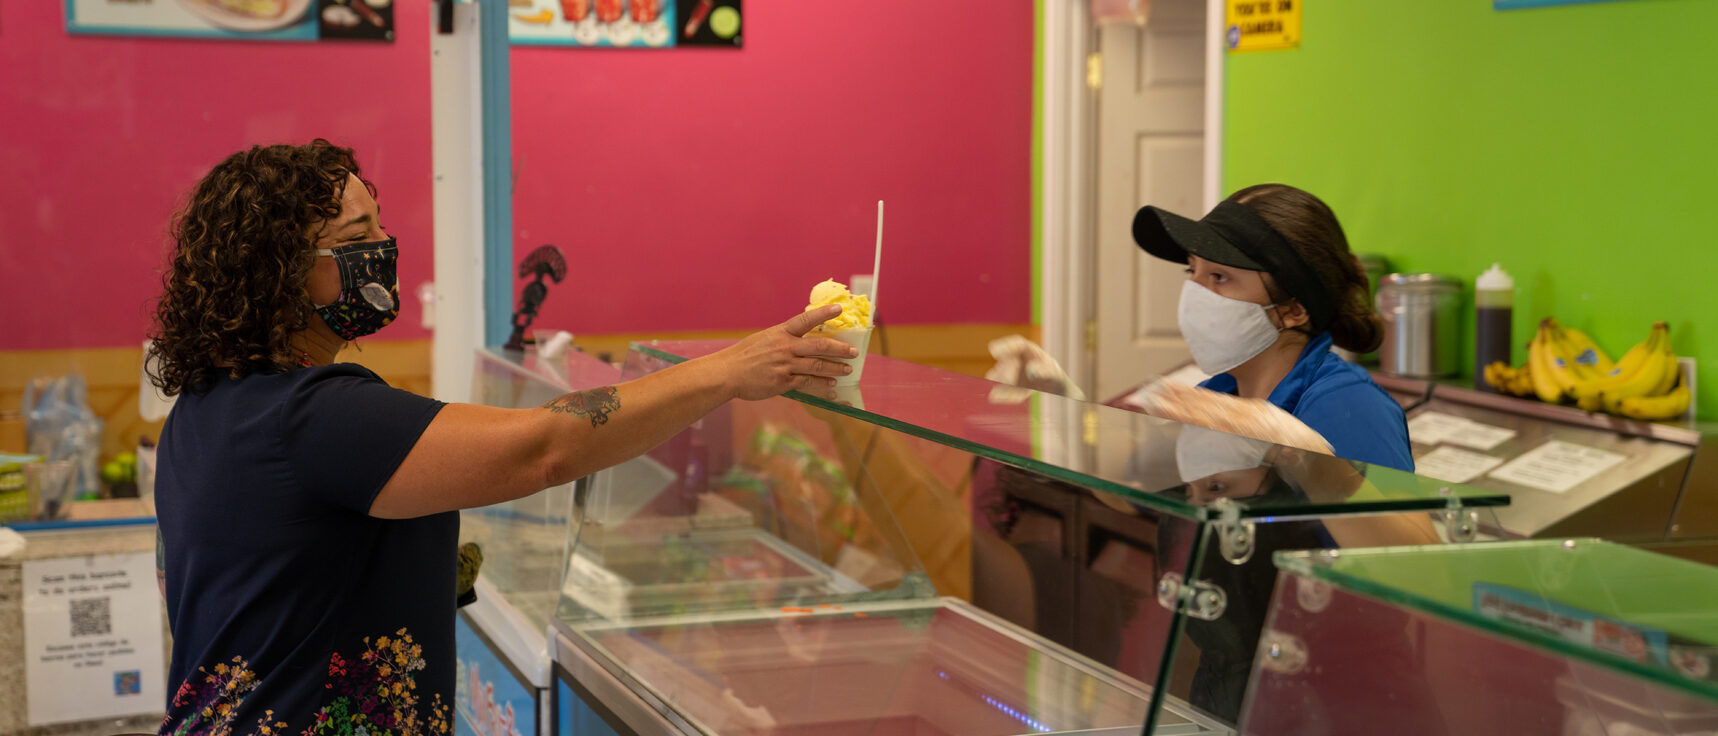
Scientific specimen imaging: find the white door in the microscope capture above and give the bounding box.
[1091,0,1208,402]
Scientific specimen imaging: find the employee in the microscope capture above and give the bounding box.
[1132,183,1414,472]
[148,140,856,732]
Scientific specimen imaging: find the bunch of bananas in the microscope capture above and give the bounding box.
[1484,319,1690,421]
[1482,360,1535,397]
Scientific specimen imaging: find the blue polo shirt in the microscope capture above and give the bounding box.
[1199,333,1415,472]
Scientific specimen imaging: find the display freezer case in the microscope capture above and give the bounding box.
[1399,382,1718,542]
[1242,539,1718,735]
[546,340,1510,736]
[459,345,627,733]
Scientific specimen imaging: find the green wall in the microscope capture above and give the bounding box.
[1223,0,1718,420]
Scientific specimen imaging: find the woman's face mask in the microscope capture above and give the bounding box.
[313,237,399,340]
[1177,280,1283,375]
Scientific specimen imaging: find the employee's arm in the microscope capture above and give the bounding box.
[368,305,856,519]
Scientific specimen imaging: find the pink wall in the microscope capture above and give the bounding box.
[0,2,1032,351]
[0,3,436,351]
[510,2,1034,334]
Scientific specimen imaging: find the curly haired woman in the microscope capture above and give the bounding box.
[149,140,855,734]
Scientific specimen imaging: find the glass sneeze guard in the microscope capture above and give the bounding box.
[631,340,1508,522]
[466,346,623,631]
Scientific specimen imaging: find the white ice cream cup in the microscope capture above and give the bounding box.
[818,325,874,386]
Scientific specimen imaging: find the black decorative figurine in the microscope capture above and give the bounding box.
[505,245,568,351]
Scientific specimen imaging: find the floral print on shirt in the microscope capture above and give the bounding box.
[163,629,450,736]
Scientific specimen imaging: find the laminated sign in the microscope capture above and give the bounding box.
[22,552,166,725]
[1225,0,1300,53]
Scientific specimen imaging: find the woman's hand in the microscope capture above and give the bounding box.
[706,304,859,401]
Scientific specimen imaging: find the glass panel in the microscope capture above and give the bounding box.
[463,347,622,629]
[630,341,1509,521]
[1273,540,1718,702]
[1244,572,1718,734]
[557,347,935,625]
[555,345,1231,734]
[1149,505,1496,734]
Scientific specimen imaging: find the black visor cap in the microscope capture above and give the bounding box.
[1131,201,1337,331]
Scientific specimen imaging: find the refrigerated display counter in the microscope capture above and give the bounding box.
[1242,539,1718,734]
[534,340,1509,736]
[457,345,627,734]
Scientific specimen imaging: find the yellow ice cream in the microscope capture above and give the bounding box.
[805,278,873,331]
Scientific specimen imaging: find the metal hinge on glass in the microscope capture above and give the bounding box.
[1438,486,1480,543]
[1259,629,1309,674]
[1156,572,1227,621]
[1209,497,1257,565]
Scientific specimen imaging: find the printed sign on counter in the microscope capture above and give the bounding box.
[1487,440,1628,494]
[1225,0,1300,52]
[1407,411,1518,452]
[1414,446,1505,485]
[22,552,166,726]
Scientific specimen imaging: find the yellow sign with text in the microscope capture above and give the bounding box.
[1225,0,1300,53]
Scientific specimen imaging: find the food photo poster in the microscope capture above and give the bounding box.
[507,0,743,48]
[65,0,396,42]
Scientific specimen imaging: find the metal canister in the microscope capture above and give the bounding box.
[1376,273,1462,378]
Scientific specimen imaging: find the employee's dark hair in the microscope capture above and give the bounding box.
[148,140,371,396]
[1226,183,1383,354]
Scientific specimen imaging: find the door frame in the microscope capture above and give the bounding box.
[1040,0,1227,396]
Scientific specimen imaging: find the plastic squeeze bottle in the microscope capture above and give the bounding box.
[1474,263,1514,392]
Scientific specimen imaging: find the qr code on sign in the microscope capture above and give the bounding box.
[70,597,111,637]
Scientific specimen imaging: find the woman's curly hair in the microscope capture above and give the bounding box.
[147,140,374,396]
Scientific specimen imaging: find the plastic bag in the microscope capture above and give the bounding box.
[22,374,104,503]
[1123,380,1332,456]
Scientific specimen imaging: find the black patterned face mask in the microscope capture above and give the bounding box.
[313,237,399,341]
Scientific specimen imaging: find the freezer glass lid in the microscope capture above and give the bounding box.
[569,600,1222,736]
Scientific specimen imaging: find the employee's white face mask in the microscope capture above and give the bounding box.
[1178,280,1284,375]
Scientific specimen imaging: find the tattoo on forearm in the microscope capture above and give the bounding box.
[542,386,621,427]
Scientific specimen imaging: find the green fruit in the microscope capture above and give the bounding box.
[102,460,131,485]
[116,451,137,468]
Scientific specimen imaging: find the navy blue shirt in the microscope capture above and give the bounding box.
[156,364,453,735]
[1200,332,1415,472]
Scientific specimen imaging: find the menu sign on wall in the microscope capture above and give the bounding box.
[22,552,166,726]
[507,0,743,48]
[66,0,396,42]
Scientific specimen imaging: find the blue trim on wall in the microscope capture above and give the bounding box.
[480,0,515,347]
[7,516,156,532]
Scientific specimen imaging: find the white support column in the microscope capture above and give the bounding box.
[1041,0,1095,397]
[1204,0,1226,211]
[430,2,486,404]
